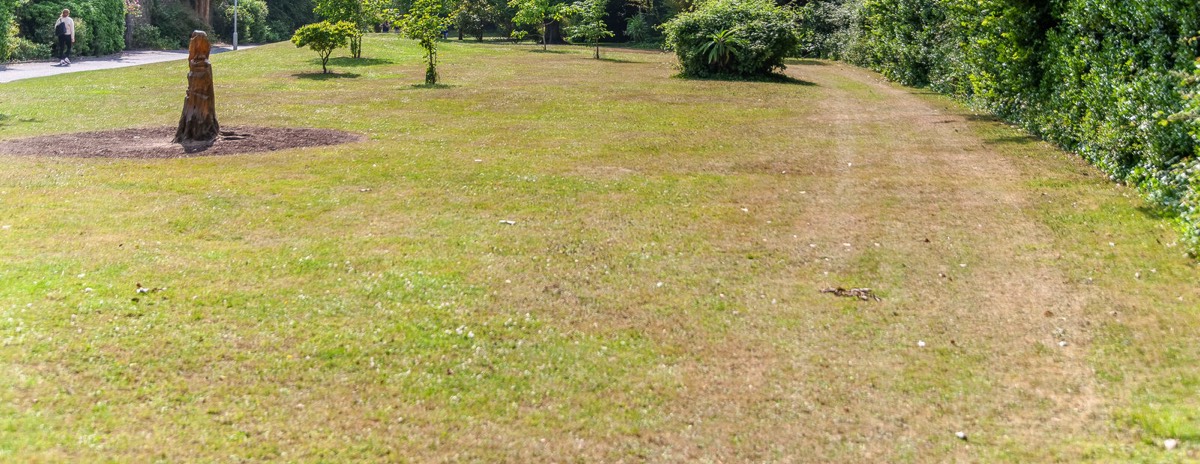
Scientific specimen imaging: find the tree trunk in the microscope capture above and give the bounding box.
[425,48,437,85]
[193,0,211,26]
[124,14,133,48]
[174,31,219,144]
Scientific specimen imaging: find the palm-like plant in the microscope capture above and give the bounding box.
[698,29,747,72]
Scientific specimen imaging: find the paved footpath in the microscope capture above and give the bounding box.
[0,45,255,84]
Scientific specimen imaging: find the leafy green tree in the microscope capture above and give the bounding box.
[400,0,453,84]
[508,0,566,50]
[314,0,384,58]
[564,0,611,59]
[291,20,357,73]
[454,0,494,41]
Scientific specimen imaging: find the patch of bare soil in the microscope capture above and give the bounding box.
[0,126,363,159]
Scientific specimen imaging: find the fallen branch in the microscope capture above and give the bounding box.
[821,287,881,301]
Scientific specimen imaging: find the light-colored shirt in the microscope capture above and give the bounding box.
[55,17,75,38]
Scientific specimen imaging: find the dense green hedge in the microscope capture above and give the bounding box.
[1,0,14,61]
[1169,53,1200,248]
[15,0,125,56]
[213,0,274,43]
[806,0,1200,254]
[265,0,314,39]
[147,1,208,48]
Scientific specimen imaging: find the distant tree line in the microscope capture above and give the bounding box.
[2,0,688,61]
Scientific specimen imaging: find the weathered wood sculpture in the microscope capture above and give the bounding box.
[173,30,219,144]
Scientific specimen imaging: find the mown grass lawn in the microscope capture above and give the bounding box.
[1,35,1198,462]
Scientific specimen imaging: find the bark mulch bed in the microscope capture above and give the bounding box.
[0,126,363,159]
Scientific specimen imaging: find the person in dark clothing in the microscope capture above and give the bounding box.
[55,9,75,66]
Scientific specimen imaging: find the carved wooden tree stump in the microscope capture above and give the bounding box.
[173,30,219,144]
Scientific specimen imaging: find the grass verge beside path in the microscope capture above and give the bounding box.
[942,96,1200,460]
[0,36,1197,461]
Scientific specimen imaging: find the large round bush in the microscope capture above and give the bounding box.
[662,0,800,78]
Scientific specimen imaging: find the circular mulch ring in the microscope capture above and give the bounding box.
[0,126,364,159]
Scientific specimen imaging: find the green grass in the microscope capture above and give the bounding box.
[1,36,1199,461]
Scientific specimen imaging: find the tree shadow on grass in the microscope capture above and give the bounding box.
[763,74,816,86]
[464,39,534,47]
[528,48,571,54]
[402,83,457,90]
[785,58,829,66]
[1136,205,1175,221]
[596,43,671,53]
[985,134,1042,145]
[294,72,361,80]
[598,56,643,64]
[678,72,816,86]
[965,113,1004,123]
[179,141,215,154]
[325,57,394,67]
[0,114,41,127]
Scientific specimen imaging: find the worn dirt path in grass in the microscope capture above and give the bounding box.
[648,62,1104,461]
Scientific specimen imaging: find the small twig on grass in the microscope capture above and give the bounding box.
[821,287,881,301]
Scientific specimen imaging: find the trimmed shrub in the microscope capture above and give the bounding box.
[130,23,177,49]
[661,0,800,78]
[84,0,126,55]
[9,36,53,60]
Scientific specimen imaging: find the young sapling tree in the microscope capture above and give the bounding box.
[315,0,388,58]
[454,0,496,41]
[566,0,613,59]
[291,21,358,74]
[400,0,454,85]
[509,0,567,50]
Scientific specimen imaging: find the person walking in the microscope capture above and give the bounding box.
[54,9,75,66]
